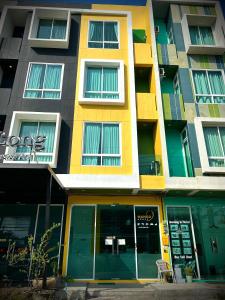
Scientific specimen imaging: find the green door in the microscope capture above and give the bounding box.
[95,205,136,279]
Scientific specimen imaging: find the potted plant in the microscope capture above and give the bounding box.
[184,264,194,283]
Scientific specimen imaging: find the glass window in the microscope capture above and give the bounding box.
[82,122,120,166]
[84,66,119,99]
[203,126,225,167]
[24,63,63,99]
[88,21,119,49]
[16,121,56,163]
[37,19,67,40]
[192,70,225,104]
[189,26,215,45]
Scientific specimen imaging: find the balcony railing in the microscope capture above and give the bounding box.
[139,154,162,176]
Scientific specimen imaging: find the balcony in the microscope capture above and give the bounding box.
[139,154,162,176]
[134,43,153,66]
[0,88,11,114]
[0,37,22,59]
[136,93,158,121]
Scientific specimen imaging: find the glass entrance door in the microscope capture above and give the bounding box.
[95,205,136,279]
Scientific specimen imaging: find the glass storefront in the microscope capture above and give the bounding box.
[166,202,225,280]
[0,204,63,279]
[67,204,161,279]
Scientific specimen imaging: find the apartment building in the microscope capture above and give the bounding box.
[153,0,225,280]
[0,0,224,283]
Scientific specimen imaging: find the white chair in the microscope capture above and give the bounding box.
[156,259,176,283]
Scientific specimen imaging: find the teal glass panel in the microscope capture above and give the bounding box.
[103,68,118,93]
[17,122,38,153]
[38,122,56,153]
[95,205,136,279]
[189,26,201,45]
[86,67,102,93]
[83,123,101,155]
[35,205,63,277]
[208,71,225,95]
[89,21,103,42]
[102,124,119,154]
[183,140,194,177]
[44,65,62,90]
[136,207,161,278]
[203,127,223,157]
[67,206,95,279]
[24,64,45,98]
[192,205,225,280]
[0,204,37,279]
[52,20,66,39]
[167,207,196,270]
[200,27,215,45]
[104,22,118,42]
[82,156,100,165]
[37,19,52,39]
[102,157,120,166]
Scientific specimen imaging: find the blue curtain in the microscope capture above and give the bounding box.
[36,122,56,162]
[208,71,225,103]
[189,26,201,45]
[204,127,223,166]
[83,123,101,165]
[102,124,120,166]
[24,64,45,98]
[200,27,215,45]
[17,122,38,153]
[52,20,66,39]
[88,21,103,48]
[37,19,52,39]
[103,68,119,99]
[43,65,62,99]
[193,71,211,103]
[85,67,102,98]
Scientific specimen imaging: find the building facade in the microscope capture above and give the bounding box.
[0,0,225,283]
[153,0,225,280]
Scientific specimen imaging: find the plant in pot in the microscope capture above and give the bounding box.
[184,262,194,283]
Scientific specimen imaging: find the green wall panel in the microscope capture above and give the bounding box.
[166,127,186,177]
[155,19,168,44]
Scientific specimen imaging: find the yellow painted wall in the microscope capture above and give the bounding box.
[62,195,170,276]
[70,13,133,175]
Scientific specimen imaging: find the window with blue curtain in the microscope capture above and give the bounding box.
[82,122,120,166]
[24,63,63,99]
[203,126,225,167]
[16,121,56,163]
[37,19,67,40]
[85,66,119,99]
[189,26,215,45]
[88,21,119,49]
[193,70,225,104]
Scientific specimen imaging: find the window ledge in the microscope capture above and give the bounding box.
[79,97,125,106]
[187,44,225,55]
[202,167,225,174]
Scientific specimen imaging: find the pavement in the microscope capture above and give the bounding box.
[63,282,225,300]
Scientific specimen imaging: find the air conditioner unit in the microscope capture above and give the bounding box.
[155,26,160,34]
[159,68,165,77]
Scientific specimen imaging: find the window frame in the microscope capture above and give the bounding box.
[203,125,225,167]
[4,111,61,168]
[191,68,225,104]
[87,20,120,49]
[79,59,125,105]
[37,18,67,40]
[81,121,122,167]
[189,25,215,46]
[194,117,225,174]
[23,62,64,100]
[173,72,181,95]
[167,26,175,45]
[181,127,194,177]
